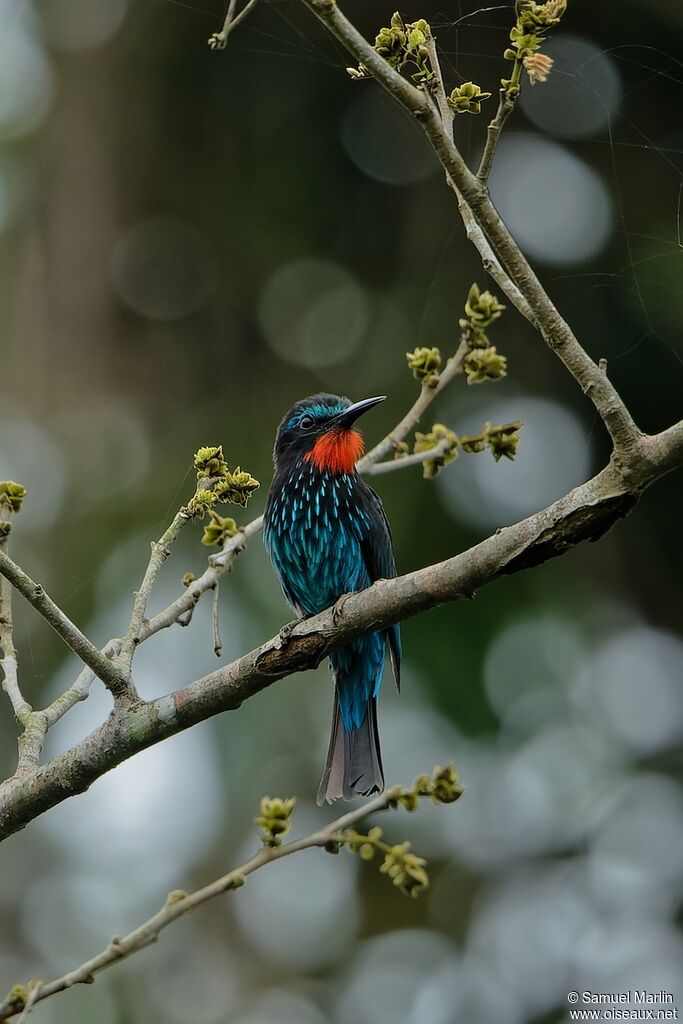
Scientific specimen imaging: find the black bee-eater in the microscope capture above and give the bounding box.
[264,394,401,803]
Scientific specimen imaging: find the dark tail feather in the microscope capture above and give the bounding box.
[316,692,384,805]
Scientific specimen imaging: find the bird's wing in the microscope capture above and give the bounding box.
[359,484,402,691]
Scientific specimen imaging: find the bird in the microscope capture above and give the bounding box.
[263,393,400,804]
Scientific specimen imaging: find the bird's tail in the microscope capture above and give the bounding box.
[316,689,384,805]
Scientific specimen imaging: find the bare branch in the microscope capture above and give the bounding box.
[118,509,192,675]
[211,584,222,657]
[0,780,450,1021]
[477,89,517,182]
[142,514,264,639]
[1,422,680,842]
[0,543,30,725]
[0,551,131,703]
[43,639,122,729]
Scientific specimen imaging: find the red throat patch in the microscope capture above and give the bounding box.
[305,428,365,473]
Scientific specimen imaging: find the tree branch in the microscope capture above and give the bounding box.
[0,513,43,776]
[358,341,468,470]
[477,88,517,182]
[208,0,259,50]
[0,551,131,703]
[297,0,641,456]
[1,424,679,842]
[362,437,453,476]
[0,774,456,1021]
[118,509,193,675]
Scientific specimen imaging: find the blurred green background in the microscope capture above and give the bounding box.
[1,1,682,1022]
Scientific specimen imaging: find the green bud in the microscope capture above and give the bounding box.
[255,796,296,847]
[0,481,27,514]
[359,843,375,861]
[185,489,218,519]
[487,421,523,461]
[181,571,196,587]
[459,433,487,454]
[447,81,492,114]
[165,889,189,905]
[398,790,420,811]
[412,773,432,796]
[406,346,442,381]
[509,25,542,54]
[193,445,229,479]
[214,468,260,508]
[7,986,27,1010]
[430,763,464,804]
[516,0,566,30]
[464,346,508,384]
[380,842,429,897]
[413,423,459,479]
[201,510,238,547]
[464,283,505,327]
[0,521,11,538]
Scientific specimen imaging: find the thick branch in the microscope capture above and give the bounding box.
[0,552,131,703]
[0,789,407,1021]
[0,426,679,841]
[297,0,640,456]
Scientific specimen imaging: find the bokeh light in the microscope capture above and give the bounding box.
[488,136,613,264]
[42,0,128,53]
[520,35,622,139]
[258,259,369,369]
[341,88,437,185]
[0,1,53,137]
[110,216,215,321]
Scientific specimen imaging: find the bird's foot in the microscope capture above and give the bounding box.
[332,593,351,626]
[275,616,310,649]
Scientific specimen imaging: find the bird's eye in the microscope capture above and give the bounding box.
[299,415,315,430]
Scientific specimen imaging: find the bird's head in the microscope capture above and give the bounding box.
[273,393,386,473]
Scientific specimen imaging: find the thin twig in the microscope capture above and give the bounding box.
[0,551,132,703]
[0,787,411,1022]
[0,511,45,774]
[358,340,468,470]
[142,514,264,639]
[0,538,30,724]
[208,0,259,49]
[425,35,454,137]
[363,437,453,476]
[477,88,517,183]
[211,583,222,657]
[118,510,192,675]
[43,639,122,728]
[423,32,535,325]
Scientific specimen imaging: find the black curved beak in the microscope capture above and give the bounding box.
[336,395,387,428]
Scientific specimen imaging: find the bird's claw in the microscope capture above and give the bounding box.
[332,594,350,626]
[275,620,297,649]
